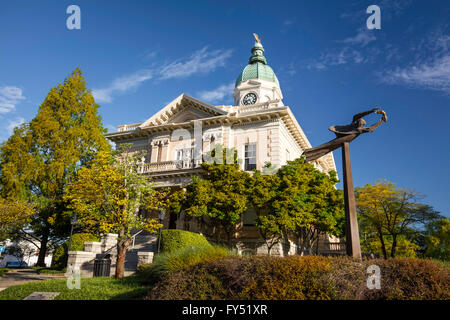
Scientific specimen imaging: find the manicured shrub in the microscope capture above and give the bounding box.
[136,245,230,285]
[242,255,334,299]
[147,255,251,300]
[324,256,367,300]
[51,233,99,270]
[363,258,450,300]
[159,229,211,253]
[146,255,450,300]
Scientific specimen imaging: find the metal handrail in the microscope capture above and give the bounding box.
[131,230,144,249]
[96,230,144,259]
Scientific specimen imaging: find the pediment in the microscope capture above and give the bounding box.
[139,94,227,128]
[166,108,215,123]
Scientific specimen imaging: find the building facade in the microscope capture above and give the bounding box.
[105,38,344,256]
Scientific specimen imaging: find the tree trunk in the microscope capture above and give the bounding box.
[36,232,49,267]
[378,233,387,259]
[296,234,305,255]
[390,235,397,258]
[115,238,131,278]
[308,241,313,255]
[226,229,233,250]
[183,215,190,231]
[315,231,321,254]
[266,236,281,256]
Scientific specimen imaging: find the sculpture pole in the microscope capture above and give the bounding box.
[303,108,387,260]
[341,142,361,260]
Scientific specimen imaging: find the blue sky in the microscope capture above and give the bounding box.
[1,0,449,217]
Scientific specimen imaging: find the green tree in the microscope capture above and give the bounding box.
[356,180,442,259]
[248,170,284,255]
[182,147,250,248]
[273,158,344,255]
[0,198,34,241]
[0,68,110,266]
[65,145,162,278]
[361,234,420,258]
[422,217,449,261]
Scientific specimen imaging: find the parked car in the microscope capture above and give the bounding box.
[5,261,28,268]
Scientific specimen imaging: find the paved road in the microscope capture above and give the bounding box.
[0,269,66,291]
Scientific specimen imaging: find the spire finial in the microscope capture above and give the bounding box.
[249,34,267,65]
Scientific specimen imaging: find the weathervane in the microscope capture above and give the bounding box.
[303,107,387,260]
[253,33,261,43]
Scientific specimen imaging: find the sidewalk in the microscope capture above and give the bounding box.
[0,269,66,291]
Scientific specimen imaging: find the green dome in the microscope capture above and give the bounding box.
[235,40,279,87]
[235,62,279,87]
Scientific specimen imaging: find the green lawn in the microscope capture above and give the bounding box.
[29,267,67,274]
[0,268,9,278]
[0,276,151,300]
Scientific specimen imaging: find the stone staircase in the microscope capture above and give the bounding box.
[68,233,157,277]
[124,235,157,272]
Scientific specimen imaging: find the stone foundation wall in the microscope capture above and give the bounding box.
[67,233,118,278]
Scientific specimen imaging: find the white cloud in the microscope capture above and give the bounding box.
[93,69,154,103]
[0,86,25,114]
[337,29,376,47]
[93,46,233,103]
[383,55,450,94]
[306,26,380,71]
[0,116,26,142]
[307,47,367,70]
[159,47,233,80]
[7,117,25,135]
[198,82,234,103]
[382,30,450,95]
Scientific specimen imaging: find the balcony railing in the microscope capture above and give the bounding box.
[237,104,270,115]
[327,242,346,251]
[236,99,281,115]
[117,123,143,132]
[138,160,202,174]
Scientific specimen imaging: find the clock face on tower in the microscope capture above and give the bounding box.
[242,92,257,105]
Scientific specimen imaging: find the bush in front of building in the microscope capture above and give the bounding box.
[136,245,231,285]
[145,255,450,300]
[364,257,449,300]
[51,233,99,270]
[160,229,212,253]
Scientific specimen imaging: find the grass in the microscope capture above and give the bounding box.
[0,268,9,278]
[30,267,67,274]
[0,276,151,300]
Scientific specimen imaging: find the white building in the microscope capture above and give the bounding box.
[105,37,343,256]
[0,239,52,268]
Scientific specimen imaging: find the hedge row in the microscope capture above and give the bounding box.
[159,229,211,253]
[51,233,99,270]
[146,255,449,300]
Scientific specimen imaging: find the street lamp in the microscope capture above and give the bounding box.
[66,213,77,267]
[157,209,165,253]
